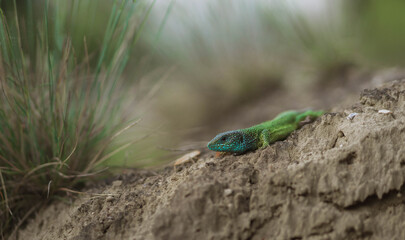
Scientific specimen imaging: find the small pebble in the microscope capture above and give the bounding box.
[378,109,392,114]
[347,113,358,120]
[224,189,233,196]
[339,144,343,148]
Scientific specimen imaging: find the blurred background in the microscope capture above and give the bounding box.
[2,0,405,167]
[124,0,405,167]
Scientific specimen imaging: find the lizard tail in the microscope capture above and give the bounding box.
[295,110,324,124]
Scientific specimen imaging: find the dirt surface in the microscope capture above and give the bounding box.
[16,80,405,240]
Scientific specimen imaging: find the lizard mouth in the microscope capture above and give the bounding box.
[206,140,220,151]
[207,141,225,152]
[207,141,240,153]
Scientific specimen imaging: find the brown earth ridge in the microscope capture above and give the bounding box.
[16,80,405,240]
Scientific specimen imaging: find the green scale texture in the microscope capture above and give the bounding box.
[207,110,324,154]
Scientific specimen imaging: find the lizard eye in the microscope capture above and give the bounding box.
[221,136,227,141]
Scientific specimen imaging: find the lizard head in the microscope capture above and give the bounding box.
[207,130,247,154]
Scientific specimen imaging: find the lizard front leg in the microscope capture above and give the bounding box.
[259,124,297,149]
[259,129,271,149]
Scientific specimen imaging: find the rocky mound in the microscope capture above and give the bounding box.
[15,80,405,240]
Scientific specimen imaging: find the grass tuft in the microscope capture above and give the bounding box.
[0,0,155,235]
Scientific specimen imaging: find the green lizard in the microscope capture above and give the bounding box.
[207,110,323,154]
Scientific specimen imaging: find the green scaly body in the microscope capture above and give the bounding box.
[207,110,323,154]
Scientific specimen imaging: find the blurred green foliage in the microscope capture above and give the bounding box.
[347,0,405,65]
